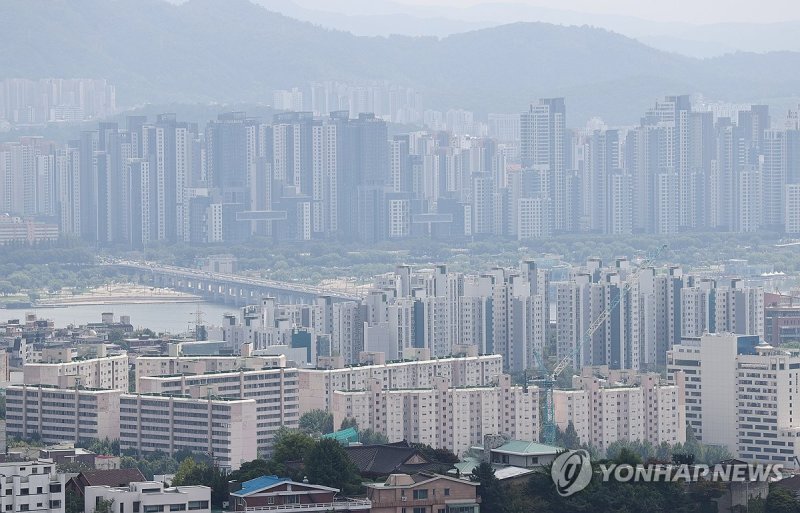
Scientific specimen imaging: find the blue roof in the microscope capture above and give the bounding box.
[233,475,290,496]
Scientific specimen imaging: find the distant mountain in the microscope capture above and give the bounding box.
[2,0,800,124]
[253,0,800,57]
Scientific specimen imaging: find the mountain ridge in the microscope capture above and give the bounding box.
[2,0,800,123]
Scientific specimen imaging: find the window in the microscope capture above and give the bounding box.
[444,488,450,496]
[36,487,42,494]
[143,505,164,513]
[120,503,124,513]
[412,489,428,500]
[169,505,186,511]
[133,502,140,513]
[20,505,28,512]
[413,508,426,513]
[50,484,61,493]
[5,505,11,511]
[5,489,10,496]
[21,488,28,495]
[267,497,275,505]
[187,501,208,510]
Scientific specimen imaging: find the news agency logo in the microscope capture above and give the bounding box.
[551,450,593,496]
[550,450,785,497]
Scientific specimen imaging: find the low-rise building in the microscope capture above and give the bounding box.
[483,440,562,468]
[229,475,370,512]
[119,394,257,471]
[0,459,65,513]
[84,482,211,513]
[5,385,122,444]
[67,469,146,500]
[365,473,479,513]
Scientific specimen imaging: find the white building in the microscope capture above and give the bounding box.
[553,367,686,451]
[298,353,503,413]
[0,459,65,513]
[331,374,538,456]
[136,367,299,456]
[85,482,210,513]
[133,354,285,390]
[119,394,257,471]
[23,354,128,390]
[785,184,800,234]
[5,385,121,444]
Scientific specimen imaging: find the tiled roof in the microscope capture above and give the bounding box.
[344,443,433,476]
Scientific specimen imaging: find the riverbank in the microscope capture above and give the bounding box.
[34,283,202,307]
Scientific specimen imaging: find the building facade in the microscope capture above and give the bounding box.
[119,394,257,471]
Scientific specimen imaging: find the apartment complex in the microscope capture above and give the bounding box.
[136,367,299,456]
[23,354,129,390]
[299,352,504,412]
[5,385,121,444]
[133,354,285,390]
[0,459,66,513]
[331,374,538,456]
[119,394,257,471]
[552,367,686,451]
[85,482,210,513]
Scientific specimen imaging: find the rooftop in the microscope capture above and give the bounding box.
[234,476,289,497]
[492,440,563,456]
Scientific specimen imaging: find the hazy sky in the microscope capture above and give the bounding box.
[391,0,800,24]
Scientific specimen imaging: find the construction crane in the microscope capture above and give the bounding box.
[538,244,668,445]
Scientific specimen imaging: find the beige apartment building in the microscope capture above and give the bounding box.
[5,384,122,444]
[332,374,538,457]
[119,394,257,471]
[133,354,286,390]
[552,366,686,451]
[23,354,129,390]
[137,367,299,456]
[300,353,504,412]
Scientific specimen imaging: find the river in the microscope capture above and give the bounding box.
[5,302,239,334]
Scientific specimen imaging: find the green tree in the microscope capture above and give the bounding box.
[303,439,361,495]
[228,459,273,483]
[340,418,358,430]
[411,443,460,464]
[471,462,507,513]
[358,429,388,445]
[172,458,229,508]
[556,421,581,449]
[271,429,316,466]
[299,409,334,436]
[765,487,800,513]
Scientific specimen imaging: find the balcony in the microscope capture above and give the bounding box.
[241,498,371,512]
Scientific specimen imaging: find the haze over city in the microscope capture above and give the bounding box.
[2,0,800,512]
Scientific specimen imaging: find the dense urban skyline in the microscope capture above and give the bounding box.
[4,0,800,511]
